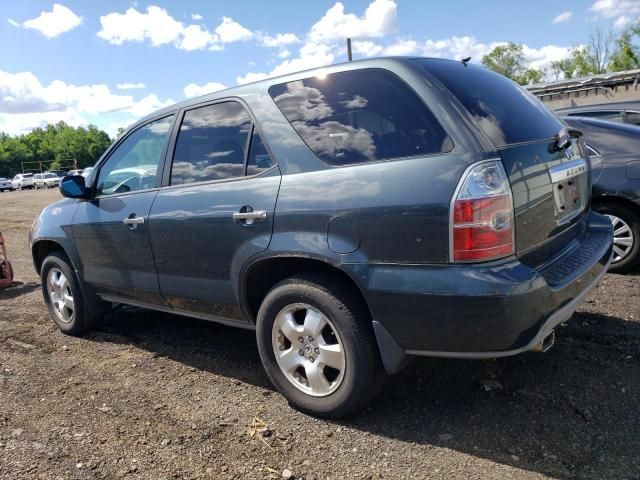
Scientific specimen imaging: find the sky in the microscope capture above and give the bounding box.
[0,0,638,137]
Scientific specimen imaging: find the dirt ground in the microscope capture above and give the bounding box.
[0,188,638,480]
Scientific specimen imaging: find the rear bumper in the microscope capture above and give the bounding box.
[345,212,613,372]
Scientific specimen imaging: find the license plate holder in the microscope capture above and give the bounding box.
[549,159,588,223]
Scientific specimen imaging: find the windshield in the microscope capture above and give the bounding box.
[44,173,57,178]
[414,59,563,147]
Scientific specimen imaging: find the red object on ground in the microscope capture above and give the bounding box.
[0,232,14,288]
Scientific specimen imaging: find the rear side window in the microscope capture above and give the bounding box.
[172,102,251,184]
[569,110,625,123]
[626,111,640,125]
[269,68,452,165]
[415,59,563,147]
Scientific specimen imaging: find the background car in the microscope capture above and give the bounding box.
[12,173,34,190]
[563,116,640,272]
[0,178,14,192]
[33,172,61,189]
[66,169,84,176]
[557,101,640,126]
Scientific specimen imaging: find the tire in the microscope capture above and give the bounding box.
[41,251,97,335]
[594,203,640,273]
[256,273,385,418]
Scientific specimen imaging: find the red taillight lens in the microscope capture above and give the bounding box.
[451,161,514,262]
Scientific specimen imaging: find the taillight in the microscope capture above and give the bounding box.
[451,160,514,262]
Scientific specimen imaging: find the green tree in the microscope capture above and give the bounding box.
[481,42,545,85]
[610,24,640,71]
[0,122,112,178]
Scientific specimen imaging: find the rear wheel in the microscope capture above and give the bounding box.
[594,203,640,273]
[256,273,385,418]
[41,251,97,334]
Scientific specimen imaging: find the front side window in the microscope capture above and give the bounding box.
[269,68,452,165]
[171,102,252,185]
[95,116,174,196]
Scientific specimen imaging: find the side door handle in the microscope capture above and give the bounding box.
[232,209,267,225]
[123,215,145,230]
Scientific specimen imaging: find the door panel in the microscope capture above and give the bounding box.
[148,168,281,320]
[72,191,164,305]
[71,114,175,305]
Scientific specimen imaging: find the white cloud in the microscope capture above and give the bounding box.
[552,11,573,24]
[191,13,203,21]
[183,81,227,98]
[352,40,383,57]
[278,49,292,59]
[22,3,82,38]
[614,14,634,28]
[7,19,20,28]
[309,0,398,42]
[97,6,255,51]
[259,32,300,47]
[117,83,146,90]
[236,72,270,85]
[178,24,217,50]
[237,40,335,84]
[97,6,184,46]
[383,38,419,55]
[590,0,640,18]
[422,36,503,60]
[523,45,571,70]
[590,0,640,29]
[215,16,253,43]
[0,69,173,135]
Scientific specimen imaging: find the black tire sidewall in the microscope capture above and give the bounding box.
[256,278,379,418]
[41,253,88,335]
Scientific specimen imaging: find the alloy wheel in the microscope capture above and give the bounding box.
[606,214,635,263]
[271,303,346,397]
[48,268,75,323]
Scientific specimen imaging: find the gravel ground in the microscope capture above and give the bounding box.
[0,188,639,480]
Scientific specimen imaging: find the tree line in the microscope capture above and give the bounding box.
[482,22,640,85]
[0,122,112,178]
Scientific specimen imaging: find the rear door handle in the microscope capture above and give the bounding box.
[123,215,145,230]
[123,217,145,225]
[232,209,267,225]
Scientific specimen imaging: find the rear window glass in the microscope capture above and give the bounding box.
[269,68,452,165]
[414,59,563,147]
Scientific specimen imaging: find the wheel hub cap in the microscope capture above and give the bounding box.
[606,214,634,263]
[272,303,345,397]
[47,268,75,324]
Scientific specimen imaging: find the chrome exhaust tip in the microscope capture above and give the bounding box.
[531,330,555,353]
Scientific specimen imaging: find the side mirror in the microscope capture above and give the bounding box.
[59,175,91,199]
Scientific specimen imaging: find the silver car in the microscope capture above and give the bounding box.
[0,178,14,192]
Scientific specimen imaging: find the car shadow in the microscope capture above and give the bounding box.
[86,307,640,479]
[0,281,41,300]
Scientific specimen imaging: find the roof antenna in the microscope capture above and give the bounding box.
[347,37,353,61]
[461,56,471,65]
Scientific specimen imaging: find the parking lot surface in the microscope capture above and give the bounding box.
[0,189,639,479]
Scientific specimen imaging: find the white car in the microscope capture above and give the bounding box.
[0,178,15,192]
[12,173,34,190]
[67,169,84,176]
[34,172,61,189]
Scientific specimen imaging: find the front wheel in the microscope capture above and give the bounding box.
[41,251,97,334]
[594,203,640,273]
[256,273,385,418]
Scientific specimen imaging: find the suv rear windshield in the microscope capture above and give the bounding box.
[414,59,563,147]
